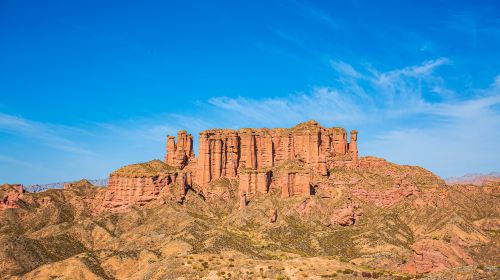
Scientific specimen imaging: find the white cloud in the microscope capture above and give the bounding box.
[204,58,500,177]
[1,58,498,182]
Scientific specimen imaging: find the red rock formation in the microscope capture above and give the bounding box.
[99,160,189,212]
[274,160,313,197]
[168,121,357,196]
[403,239,474,274]
[238,171,271,196]
[329,199,361,226]
[239,192,247,209]
[348,130,358,164]
[353,156,447,208]
[0,184,25,210]
[103,121,359,211]
[63,179,93,191]
[351,185,420,208]
[165,131,194,169]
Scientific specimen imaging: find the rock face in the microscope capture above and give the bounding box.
[165,130,195,169]
[194,121,358,187]
[99,160,190,212]
[0,184,25,210]
[403,239,474,274]
[183,121,357,197]
[329,199,361,226]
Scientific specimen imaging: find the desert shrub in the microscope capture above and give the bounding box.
[361,271,372,277]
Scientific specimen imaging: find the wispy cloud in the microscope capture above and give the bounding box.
[203,58,499,177]
[0,113,93,155]
[291,0,339,30]
[270,28,307,50]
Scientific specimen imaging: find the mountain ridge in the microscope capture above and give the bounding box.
[1,121,498,279]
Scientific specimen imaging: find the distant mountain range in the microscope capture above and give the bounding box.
[445,172,500,186]
[25,178,108,193]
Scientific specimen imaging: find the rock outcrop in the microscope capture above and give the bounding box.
[194,121,358,188]
[403,239,474,274]
[99,120,359,211]
[63,179,94,191]
[99,160,190,212]
[179,121,357,198]
[165,130,195,169]
[0,184,25,210]
[328,198,361,226]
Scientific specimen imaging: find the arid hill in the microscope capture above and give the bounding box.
[1,121,498,279]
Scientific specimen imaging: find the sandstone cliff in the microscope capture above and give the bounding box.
[163,120,359,201]
[99,160,190,212]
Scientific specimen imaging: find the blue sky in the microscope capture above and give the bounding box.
[1,0,499,184]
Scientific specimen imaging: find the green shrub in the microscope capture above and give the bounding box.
[343,269,354,274]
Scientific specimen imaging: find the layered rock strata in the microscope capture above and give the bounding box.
[170,120,358,198]
[165,130,195,169]
[101,121,358,211]
[99,160,190,212]
[193,121,358,189]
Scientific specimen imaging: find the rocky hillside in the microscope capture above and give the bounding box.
[0,121,498,279]
[25,179,108,193]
